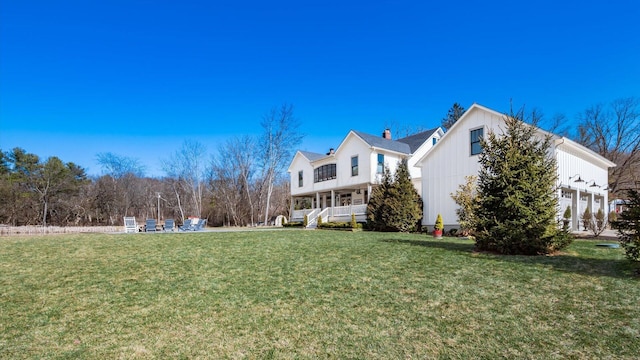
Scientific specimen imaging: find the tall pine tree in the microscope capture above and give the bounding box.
[442,103,466,131]
[474,108,571,255]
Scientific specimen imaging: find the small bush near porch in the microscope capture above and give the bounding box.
[1,231,638,358]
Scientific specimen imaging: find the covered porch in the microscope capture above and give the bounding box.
[290,184,373,227]
[559,186,607,231]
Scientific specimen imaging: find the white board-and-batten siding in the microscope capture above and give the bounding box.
[418,104,614,229]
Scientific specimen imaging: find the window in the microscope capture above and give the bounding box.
[314,164,337,183]
[432,137,437,145]
[298,170,303,187]
[351,156,358,176]
[470,128,483,155]
[377,154,384,174]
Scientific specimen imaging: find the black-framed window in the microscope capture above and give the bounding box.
[351,156,358,176]
[314,164,336,183]
[377,154,384,174]
[298,170,303,187]
[470,128,483,155]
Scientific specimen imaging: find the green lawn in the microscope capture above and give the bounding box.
[1,230,638,359]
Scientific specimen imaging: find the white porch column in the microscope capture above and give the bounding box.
[367,184,372,202]
[316,192,320,209]
[289,196,294,221]
[573,189,580,231]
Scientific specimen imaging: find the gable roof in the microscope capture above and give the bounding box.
[396,128,439,153]
[415,103,616,169]
[299,150,326,162]
[352,130,412,154]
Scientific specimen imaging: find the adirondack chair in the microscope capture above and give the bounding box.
[193,218,207,231]
[124,217,138,233]
[164,219,175,232]
[145,219,157,232]
[179,218,193,231]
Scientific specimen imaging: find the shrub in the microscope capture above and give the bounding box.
[303,214,308,228]
[609,211,617,224]
[581,208,592,231]
[563,206,572,230]
[351,213,357,229]
[450,175,478,236]
[318,221,363,230]
[282,222,304,228]
[434,213,444,231]
[591,208,607,237]
[317,215,323,226]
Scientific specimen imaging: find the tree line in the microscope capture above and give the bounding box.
[0,104,302,227]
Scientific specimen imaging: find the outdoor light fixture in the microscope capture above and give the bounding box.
[569,174,584,183]
[588,181,599,188]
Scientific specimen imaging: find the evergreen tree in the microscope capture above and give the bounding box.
[367,159,422,232]
[474,108,571,255]
[366,165,393,231]
[441,103,466,131]
[612,189,640,263]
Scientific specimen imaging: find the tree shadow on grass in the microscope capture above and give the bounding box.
[382,237,639,279]
[382,237,475,254]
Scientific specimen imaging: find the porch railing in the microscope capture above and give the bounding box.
[331,204,367,217]
[292,204,368,222]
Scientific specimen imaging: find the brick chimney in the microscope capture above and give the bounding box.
[382,129,392,140]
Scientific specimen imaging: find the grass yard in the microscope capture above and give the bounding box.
[1,230,638,359]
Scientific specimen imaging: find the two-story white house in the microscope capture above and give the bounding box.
[288,127,444,227]
[416,103,616,231]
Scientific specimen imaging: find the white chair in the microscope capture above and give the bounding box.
[124,217,138,233]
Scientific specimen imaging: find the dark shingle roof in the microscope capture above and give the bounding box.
[299,151,326,162]
[396,128,439,153]
[352,131,411,154]
[353,128,438,154]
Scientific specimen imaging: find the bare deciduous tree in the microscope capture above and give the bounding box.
[258,104,303,225]
[162,140,207,219]
[576,97,640,195]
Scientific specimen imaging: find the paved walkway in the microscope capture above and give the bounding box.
[572,228,618,240]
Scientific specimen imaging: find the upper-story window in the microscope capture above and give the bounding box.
[470,128,483,155]
[351,156,358,176]
[298,170,303,187]
[432,137,437,146]
[314,164,337,183]
[377,154,384,174]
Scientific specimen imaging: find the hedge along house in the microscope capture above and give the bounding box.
[288,127,444,227]
[416,103,616,231]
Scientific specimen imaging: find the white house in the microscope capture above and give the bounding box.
[288,127,444,227]
[416,103,616,231]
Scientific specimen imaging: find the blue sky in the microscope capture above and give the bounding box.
[1,0,638,177]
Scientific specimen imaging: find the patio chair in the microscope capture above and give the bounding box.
[193,218,207,231]
[179,218,193,231]
[145,219,157,232]
[164,219,175,232]
[124,217,138,233]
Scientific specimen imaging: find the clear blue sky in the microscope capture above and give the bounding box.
[1,0,638,177]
